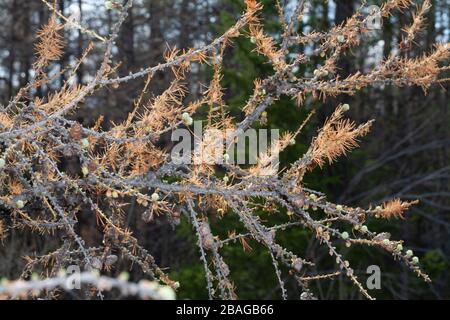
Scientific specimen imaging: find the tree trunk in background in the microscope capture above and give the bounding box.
[148,0,168,94]
[118,5,135,71]
[18,1,31,88]
[178,0,192,51]
[59,0,67,86]
[7,0,17,99]
[334,0,354,79]
[76,0,83,84]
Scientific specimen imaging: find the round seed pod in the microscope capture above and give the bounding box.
[151,192,160,202]
[16,200,25,209]
[81,138,89,149]
[184,116,193,126]
[105,1,114,10]
[360,225,368,233]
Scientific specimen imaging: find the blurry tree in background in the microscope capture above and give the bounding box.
[0,0,449,299]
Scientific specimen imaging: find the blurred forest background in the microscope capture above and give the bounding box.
[0,0,449,299]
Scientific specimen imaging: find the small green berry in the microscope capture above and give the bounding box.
[336,204,343,212]
[382,239,390,246]
[360,225,368,234]
[250,36,257,44]
[337,35,346,43]
[105,0,121,10]
[181,113,193,126]
[223,176,229,183]
[223,153,230,162]
[81,138,89,149]
[412,256,419,265]
[16,200,25,209]
[151,192,160,202]
[342,104,350,111]
[105,1,114,10]
[406,249,413,258]
[341,231,349,240]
